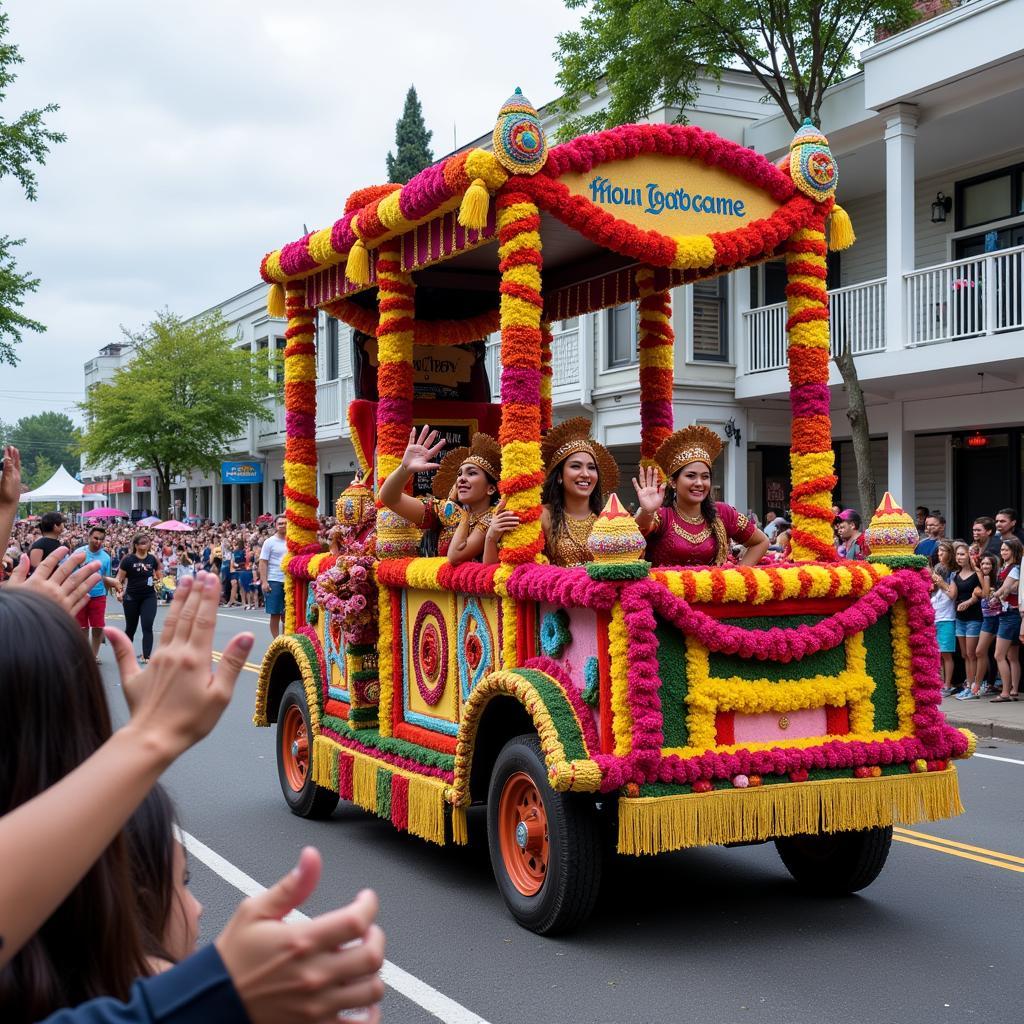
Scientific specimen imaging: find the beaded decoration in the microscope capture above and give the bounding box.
[789,119,838,202]
[492,87,548,176]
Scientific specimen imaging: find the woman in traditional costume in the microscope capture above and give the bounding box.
[539,417,620,567]
[378,426,506,565]
[633,425,769,567]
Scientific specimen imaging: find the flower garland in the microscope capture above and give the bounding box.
[323,298,500,347]
[495,188,546,564]
[635,268,674,468]
[374,243,414,495]
[785,223,839,561]
[312,541,378,646]
[539,321,553,433]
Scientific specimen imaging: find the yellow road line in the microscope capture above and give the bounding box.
[211,651,261,674]
[893,834,1024,874]
[894,827,1024,866]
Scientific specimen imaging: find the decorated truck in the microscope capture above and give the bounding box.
[253,89,974,934]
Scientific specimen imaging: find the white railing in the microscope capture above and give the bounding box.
[316,379,340,428]
[257,396,285,439]
[551,327,580,387]
[743,277,887,373]
[905,244,1024,347]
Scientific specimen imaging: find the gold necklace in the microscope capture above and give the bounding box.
[558,513,596,565]
[674,505,705,525]
[670,508,712,544]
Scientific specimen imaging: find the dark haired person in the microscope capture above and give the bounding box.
[72,526,123,662]
[973,516,1002,559]
[634,426,769,567]
[915,505,929,537]
[836,509,870,560]
[995,507,1024,547]
[28,511,66,573]
[116,534,162,663]
[914,512,945,559]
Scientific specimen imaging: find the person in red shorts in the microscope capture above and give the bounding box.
[73,525,123,662]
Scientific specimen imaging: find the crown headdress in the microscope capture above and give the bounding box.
[655,425,724,478]
[541,417,619,493]
[431,432,502,498]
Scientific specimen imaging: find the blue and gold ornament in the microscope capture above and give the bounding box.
[788,118,854,251]
[492,87,548,176]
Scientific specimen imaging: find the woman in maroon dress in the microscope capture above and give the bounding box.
[632,425,769,567]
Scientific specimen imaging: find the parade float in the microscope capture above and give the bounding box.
[253,90,974,933]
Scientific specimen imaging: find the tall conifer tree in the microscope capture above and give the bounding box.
[386,86,434,184]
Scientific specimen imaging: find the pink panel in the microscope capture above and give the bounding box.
[733,706,828,745]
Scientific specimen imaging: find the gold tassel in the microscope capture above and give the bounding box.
[267,283,286,318]
[353,758,378,813]
[458,178,490,230]
[345,239,371,284]
[407,776,447,846]
[617,769,964,856]
[828,204,856,251]
[312,735,332,789]
[450,805,468,846]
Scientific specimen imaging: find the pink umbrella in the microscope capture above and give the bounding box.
[154,519,193,532]
[138,516,161,526]
[84,507,126,519]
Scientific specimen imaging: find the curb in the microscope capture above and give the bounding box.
[944,714,1024,745]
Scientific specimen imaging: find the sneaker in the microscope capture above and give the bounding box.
[959,689,981,700]
[954,688,976,700]
[978,683,996,697]
[940,685,957,698]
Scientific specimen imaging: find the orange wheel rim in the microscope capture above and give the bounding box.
[498,770,549,896]
[281,705,309,792]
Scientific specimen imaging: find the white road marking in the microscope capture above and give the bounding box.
[973,752,1024,766]
[216,611,266,623]
[179,828,492,1024]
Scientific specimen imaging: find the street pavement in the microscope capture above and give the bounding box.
[100,605,1024,1024]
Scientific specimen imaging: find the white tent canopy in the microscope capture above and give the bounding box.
[20,465,103,503]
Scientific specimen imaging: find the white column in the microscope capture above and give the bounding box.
[731,268,750,376]
[886,401,915,511]
[883,104,917,353]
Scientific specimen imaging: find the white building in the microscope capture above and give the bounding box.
[84,0,1024,534]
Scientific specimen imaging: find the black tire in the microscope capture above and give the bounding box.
[276,681,339,820]
[486,734,603,934]
[774,826,893,895]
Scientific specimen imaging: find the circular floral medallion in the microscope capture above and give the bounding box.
[412,601,448,706]
[539,609,572,658]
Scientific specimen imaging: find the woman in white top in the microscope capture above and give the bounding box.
[930,540,957,696]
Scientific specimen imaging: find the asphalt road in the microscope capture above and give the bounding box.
[100,604,1024,1024]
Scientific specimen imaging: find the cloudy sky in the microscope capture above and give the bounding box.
[1,0,581,422]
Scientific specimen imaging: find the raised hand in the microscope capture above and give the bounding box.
[487,497,519,539]
[0,444,21,510]
[215,847,385,1024]
[106,571,253,764]
[7,546,102,617]
[401,424,445,473]
[631,465,665,515]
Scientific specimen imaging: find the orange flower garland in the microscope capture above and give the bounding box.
[540,321,553,434]
[635,268,674,467]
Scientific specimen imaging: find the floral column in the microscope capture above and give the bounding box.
[539,321,553,434]
[496,188,546,564]
[282,283,320,632]
[635,268,675,469]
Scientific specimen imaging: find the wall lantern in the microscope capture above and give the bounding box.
[724,416,742,447]
[931,192,953,224]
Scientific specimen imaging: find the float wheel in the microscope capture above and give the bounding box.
[487,734,603,934]
[276,681,339,820]
[774,826,893,895]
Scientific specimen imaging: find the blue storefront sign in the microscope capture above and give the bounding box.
[221,461,264,484]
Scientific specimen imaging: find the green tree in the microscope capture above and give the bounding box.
[0,4,67,365]
[386,85,434,184]
[554,0,914,516]
[80,311,278,518]
[554,0,917,135]
[7,410,79,480]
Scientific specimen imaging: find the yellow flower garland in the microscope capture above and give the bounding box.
[608,603,633,756]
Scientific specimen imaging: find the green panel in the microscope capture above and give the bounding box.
[655,618,689,748]
[864,612,899,732]
[517,669,588,760]
[375,767,392,818]
[706,615,846,681]
[320,717,456,771]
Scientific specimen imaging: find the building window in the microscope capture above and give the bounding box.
[956,161,1024,231]
[607,303,637,367]
[274,337,286,385]
[273,478,285,515]
[324,472,347,513]
[749,260,787,308]
[326,317,340,381]
[692,278,728,361]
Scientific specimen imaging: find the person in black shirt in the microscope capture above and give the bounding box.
[28,511,65,574]
[115,533,162,663]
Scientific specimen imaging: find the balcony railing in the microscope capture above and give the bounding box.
[551,327,581,387]
[316,379,340,429]
[257,396,286,440]
[905,244,1024,347]
[743,277,886,373]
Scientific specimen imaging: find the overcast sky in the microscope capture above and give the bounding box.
[1,0,581,422]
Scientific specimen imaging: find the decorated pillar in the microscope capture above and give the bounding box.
[784,121,850,562]
[539,321,553,434]
[495,188,546,564]
[635,268,675,469]
[374,242,415,489]
[282,284,320,631]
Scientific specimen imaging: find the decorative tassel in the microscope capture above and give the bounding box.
[345,239,371,284]
[458,178,490,229]
[450,805,468,846]
[267,282,286,318]
[828,204,856,251]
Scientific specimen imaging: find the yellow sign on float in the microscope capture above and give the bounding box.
[559,154,781,236]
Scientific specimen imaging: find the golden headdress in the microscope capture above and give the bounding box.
[541,416,620,493]
[431,432,501,499]
[655,425,724,479]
